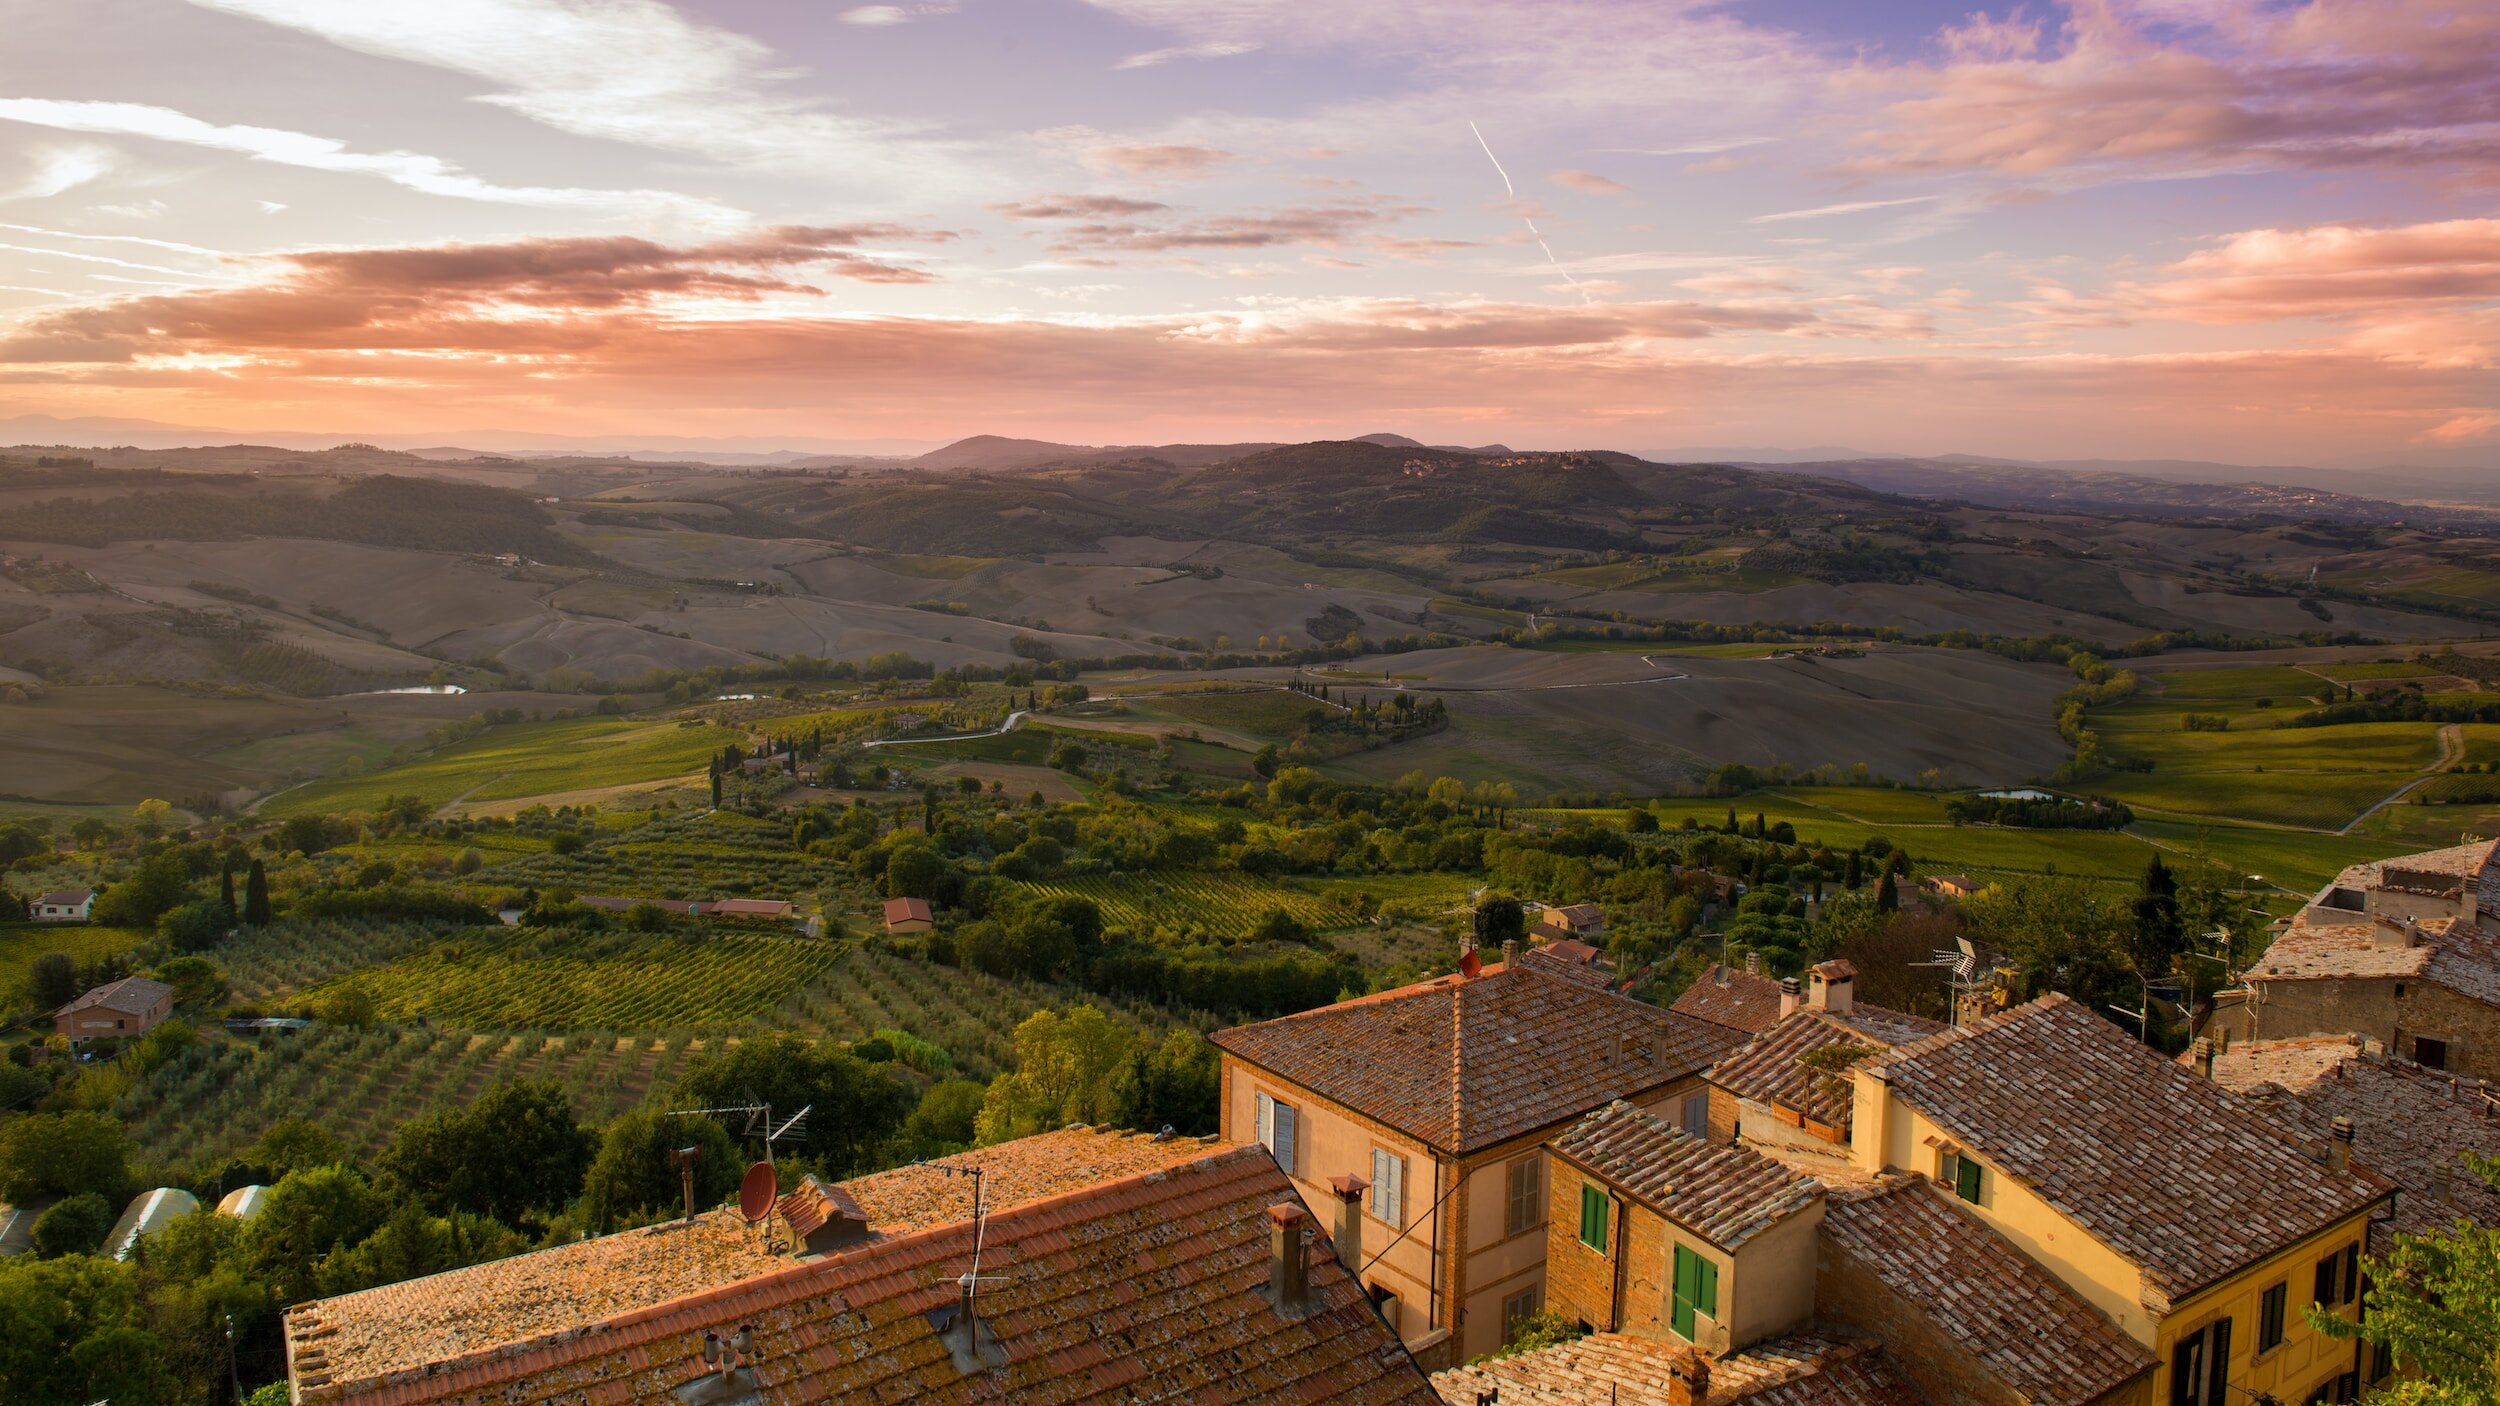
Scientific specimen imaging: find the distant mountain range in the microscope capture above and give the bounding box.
[1,410,2489,510]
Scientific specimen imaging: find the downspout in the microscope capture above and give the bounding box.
[1429,1155,1445,1332]
[1607,1189,1631,1332]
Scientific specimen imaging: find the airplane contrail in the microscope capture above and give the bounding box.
[1469,119,1589,303]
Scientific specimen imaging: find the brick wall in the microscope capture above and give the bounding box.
[2396,981,2500,1083]
[1540,1163,1673,1339]
[2237,975,2500,1084]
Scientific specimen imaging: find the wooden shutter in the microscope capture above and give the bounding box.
[1681,1091,1709,1138]
[1370,1149,1403,1225]
[1272,1101,1296,1173]
[1256,1091,1274,1151]
[2314,1253,2336,1306]
[1579,1184,1607,1250]
[1956,1155,1983,1204]
[2204,1319,2230,1405]
[1505,1157,1540,1235]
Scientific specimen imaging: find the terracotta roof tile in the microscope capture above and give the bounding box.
[1549,1101,1823,1251]
[1707,1007,1941,1123]
[1214,964,1738,1154]
[286,1127,1214,1391]
[2248,921,2438,984]
[2207,1039,2500,1248]
[1672,965,1784,1035]
[1820,1178,2152,1405]
[1860,995,2394,1304]
[1430,1331,1922,1405]
[293,1143,1436,1406]
[56,975,175,1018]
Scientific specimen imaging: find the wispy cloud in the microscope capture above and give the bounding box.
[1550,169,1628,195]
[181,0,943,177]
[1115,40,1259,70]
[2,145,118,202]
[1749,196,1936,223]
[0,98,745,222]
[1602,137,1780,156]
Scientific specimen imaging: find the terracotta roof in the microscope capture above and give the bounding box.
[1430,1332,1922,1406]
[291,1142,1436,1406]
[288,1127,1211,1390]
[706,898,793,918]
[1673,964,1784,1035]
[1861,995,2395,1306]
[2207,1038,2500,1248]
[1528,921,1574,943]
[1820,1178,2153,1405]
[884,896,933,923]
[2422,921,2500,1005]
[833,1126,1217,1237]
[1552,904,1606,925]
[56,975,175,1018]
[1708,1006,1943,1123]
[1548,1101,1822,1250]
[1214,963,1738,1154]
[1518,941,1610,989]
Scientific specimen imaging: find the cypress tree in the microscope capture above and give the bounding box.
[1875,869,1899,913]
[242,858,273,926]
[220,865,237,914]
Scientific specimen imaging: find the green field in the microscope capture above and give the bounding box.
[2312,661,2445,682]
[310,928,838,1027]
[1015,872,1346,939]
[259,717,740,818]
[2145,667,2333,703]
[1130,689,1332,738]
[0,923,146,1003]
[896,719,1151,767]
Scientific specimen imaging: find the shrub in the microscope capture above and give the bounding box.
[30,1192,113,1259]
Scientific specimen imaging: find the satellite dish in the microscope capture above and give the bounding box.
[739,1162,778,1224]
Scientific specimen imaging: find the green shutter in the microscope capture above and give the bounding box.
[1579,1184,1607,1251]
[1671,1245,1718,1341]
[1955,1155,1983,1204]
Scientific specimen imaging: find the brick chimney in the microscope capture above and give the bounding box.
[1327,1174,1368,1278]
[2192,1037,2215,1080]
[2326,1117,2354,1172]
[1778,977,1801,1019]
[1744,951,1760,978]
[1667,1347,1711,1406]
[1502,938,1519,970]
[1267,1204,1312,1316]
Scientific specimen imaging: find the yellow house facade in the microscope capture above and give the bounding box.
[1845,996,2391,1406]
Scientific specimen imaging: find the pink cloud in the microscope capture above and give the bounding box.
[993,194,1170,219]
[1550,169,1629,195]
[1090,143,1237,177]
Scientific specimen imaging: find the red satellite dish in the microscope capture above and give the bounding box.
[739,1162,778,1224]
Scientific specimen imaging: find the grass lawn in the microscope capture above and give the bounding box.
[1129,690,1331,739]
[2127,821,2389,894]
[259,717,741,819]
[2144,666,2336,704]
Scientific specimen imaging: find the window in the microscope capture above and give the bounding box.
[1947,1153,1983,1204]
[1254,1092,1297,1173]
[2314,1243,2359,1307]
[2413,1035,2448,1070]
[2257,1282,2288,1353]
[1369,1148,1406,1227]
[1670,1245,1719,1342]
[1680,1091,1709,1139]
[2304,1373,2358,1404]
[2170,1317,2231,1406]
[1501,1287,1541,1336]
[1504,1155,1542,1237]
[1578,1183,1609,1252]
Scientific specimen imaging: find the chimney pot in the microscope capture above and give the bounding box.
[1778,977,1801,1019]
[1502,938,1519,968]
[1667,1348,1712,1406]
[2192,1038,2215,1079]
[1745,951,1760,977]
[2327,1117,2354,1172]
[1327,1175,1368,1278]
[1268,1203,1312,1314]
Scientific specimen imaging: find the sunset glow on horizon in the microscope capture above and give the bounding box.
[0,0,2495,463]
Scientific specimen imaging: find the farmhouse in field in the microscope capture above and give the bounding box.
[31,888,93,922]
[1209,938,1742,1364]
[54,975,176,1043]
[2213,837,2500,1081]
[882,896,934,934]
[280,1126,1439,1406]
[1918,873,1979,900]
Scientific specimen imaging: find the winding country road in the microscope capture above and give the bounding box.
[2340,722,2466,835]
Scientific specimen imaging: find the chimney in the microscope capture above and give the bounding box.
[1327,1175,1368,1278]
[1744,951,1760,978]
[1808,962,1854,1016]
[1267,1204,1312,1316]
[2192,1038,2215,1080]
[1778,977,1801,1019]
[1502,938,1519,970]
[2327,1117,2354,1172]
[1667,1347,1711,1406]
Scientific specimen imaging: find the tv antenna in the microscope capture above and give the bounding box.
[919,1159,1009,1370]
[1914,937,1998,1026]
[670,1102,812,1169]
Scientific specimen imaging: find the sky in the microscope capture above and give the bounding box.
[0,0,2494,462]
